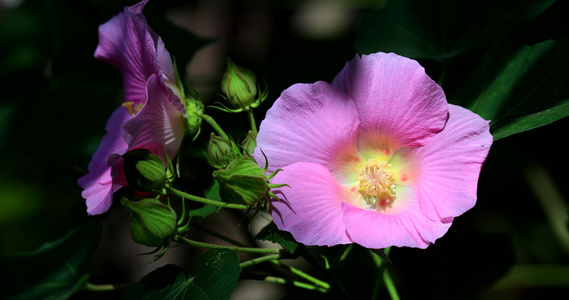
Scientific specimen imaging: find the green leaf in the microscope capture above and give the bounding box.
[255,221,298,254]
[451,36,569,139]
[492,101,569,140]
[124,249,240,300]
[355,0,555,60]
[188,181,222,219]
[0,220,101,300]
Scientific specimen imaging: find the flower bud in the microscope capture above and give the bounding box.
[241,131,257,155]
[121,198,177,247]
[185,97,204,135]
[213,156,268,205]
[123,149,167,192]
[221,58,257,108]
[206,133,239,169]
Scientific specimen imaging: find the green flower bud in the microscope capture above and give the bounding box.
[185,97,204,135]
[206,133,239,169]
[221,57,258,108]
[121,198,177,247]
[123,149,167,192]
[213,156,268,205]
[241,130,257,155]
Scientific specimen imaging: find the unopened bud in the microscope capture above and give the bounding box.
[185,97,204,135]
[206,133,238,169]
[123,149,167,192]
[221,58,257,108]
[241,131,257,155]
[213,156,268,205]
[121,198,177,247]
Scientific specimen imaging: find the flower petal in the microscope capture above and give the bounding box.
[270,162,351,246]
[254,81,361,184]
[77,106,132,215]
[342,186,452,249]
[332,53,448,149]
[123,74,186,160]
[94,0,157,106]
[404,104,492,222]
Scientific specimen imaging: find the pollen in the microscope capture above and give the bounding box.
[357,159,396,211]
[122,101,145,116]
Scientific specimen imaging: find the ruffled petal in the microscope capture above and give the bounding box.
[342,186,452,249]
[332,53,448,149]
[270,162,351,246]
[123,74,186,160]
[404,104,492,222]
[94,0,156,106]
[254,81,361,184]
[77,106,132,215]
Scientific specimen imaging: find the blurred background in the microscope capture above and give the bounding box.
[1,0,569,299]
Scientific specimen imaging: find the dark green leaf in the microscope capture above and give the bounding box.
[452,36,569,139]
[124,249,240,300]
[355,0,555,60]
[188,181,222,219]
[0,220,101,300]
[492,101,569,140]
[255,221,298,254]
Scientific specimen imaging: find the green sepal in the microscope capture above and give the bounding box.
[213,156,268,205]
[122,198,177,247]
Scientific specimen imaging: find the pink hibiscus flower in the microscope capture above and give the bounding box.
[78,0,186,215]
[254,52,492,249]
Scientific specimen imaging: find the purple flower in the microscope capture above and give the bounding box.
[254,53,492,248]
[78,0,186,215]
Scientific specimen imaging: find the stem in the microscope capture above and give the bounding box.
[201,114,229,139]
[83,282,136,292]
[246,107,258,135]
[370,247,394,300]
[264,276,329,293]
[383,269,400,300]
[167,187,249,210]
[334,244,353,267]
[173,235,282,254]
[270,260,330,290]
[239,254,281,268]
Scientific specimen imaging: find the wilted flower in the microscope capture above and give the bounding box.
[78,0,186,215]
[254,52,492,249]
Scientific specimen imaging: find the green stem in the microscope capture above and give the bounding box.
[383,269,400,300]
[82,282,136,292]
[270,260,330,290]
[264,276,329,293]
[370,247,394,300]
[246,107,258,135]
[201,114,229,139]
[173,235,282,254]
[239,254,281,268]
[167,187,249,210]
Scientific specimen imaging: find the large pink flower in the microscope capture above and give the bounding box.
[254,52,492,249]
[78,0,186,215]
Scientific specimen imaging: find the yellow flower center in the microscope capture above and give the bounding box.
[357,159,396,211]
[123,101,145,116]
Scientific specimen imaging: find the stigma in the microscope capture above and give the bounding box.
[357,158,396,211]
